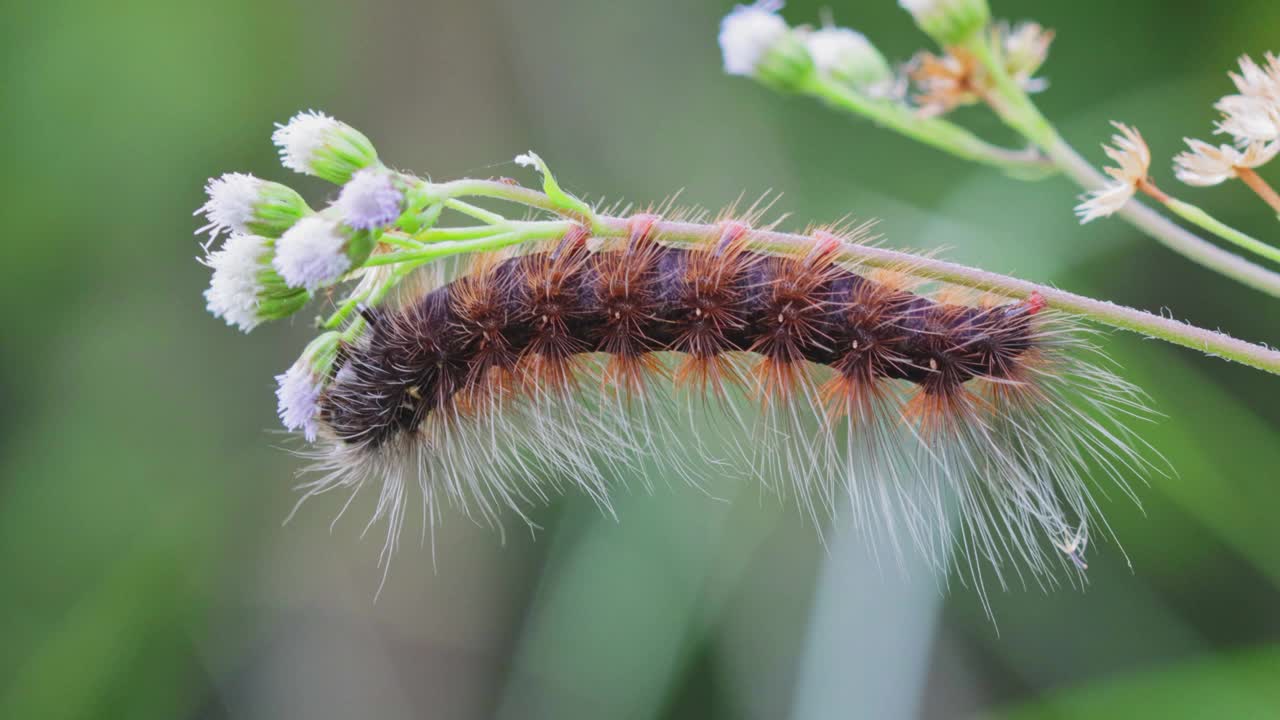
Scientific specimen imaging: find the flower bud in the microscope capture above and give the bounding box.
[273,215,376,291]
[195,172,310,241]
[335,168,406,230]
[719,2,814,92]
[202,233,309,332]
[276,331,342,442]
[900,0,991,47]
[803,27,892,91]
[272,110,379,184]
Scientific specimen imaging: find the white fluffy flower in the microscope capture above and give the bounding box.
[1100,122,1151,184]
[275,359,324,442]
[273,111,339,174]
[336,169,403,230]
[1214,94,1280,145]
[999,21,1053,93]
[195,173,263,242]
[1174,139,1279,187]
[272,110,378,184]
[1074,183,1136,224]
[1229,53,1280,101]
[718,1,789,77]
[273,216,351,290]
[195,172,309,243]
[1075,123,1151,223]
[202,233,271,332]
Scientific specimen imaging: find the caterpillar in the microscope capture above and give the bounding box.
[197,113,1163,600]
[301,214,1156,594]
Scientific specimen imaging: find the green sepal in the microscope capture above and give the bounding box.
[344,229,378,268]
[256,288,311,320]
[301,331,343,376]
[247,182,311,238]
[911,0,991,47]
[398,182,445,234]
[312,126,380,185]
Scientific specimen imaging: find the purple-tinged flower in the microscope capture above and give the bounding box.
[336,168,403,230]
[273,216,351,290]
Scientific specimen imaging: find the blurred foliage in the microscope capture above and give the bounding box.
[2,0,1277,718]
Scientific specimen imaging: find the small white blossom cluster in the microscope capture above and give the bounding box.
[1171,55,1280,188]
[1215,54,1280,145]
[1079,54,1280,223]
[719,1,1051,117]
[193,112,420,439]
[718,2,892,94]
[195,112,410,333]
[1174,140,1278,188]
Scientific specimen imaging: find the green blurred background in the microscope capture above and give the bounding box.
[3,0,1279,718]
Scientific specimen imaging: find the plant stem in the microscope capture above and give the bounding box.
[431,178,569,217]
[371,221,574,267]
[1236,167,1280,215]
[1161,197,1280,265]
[801,75,1055,177]
[444,198,506,225]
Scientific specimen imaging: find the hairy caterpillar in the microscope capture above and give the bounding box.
[195,111,1176,600]
[300,214,1156,593]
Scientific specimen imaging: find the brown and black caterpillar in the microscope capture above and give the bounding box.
[302,215,1157,596]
